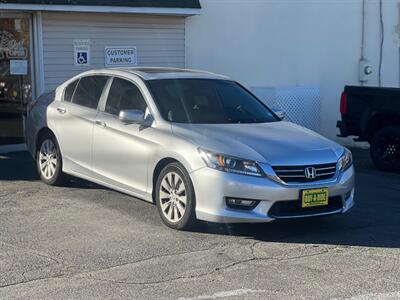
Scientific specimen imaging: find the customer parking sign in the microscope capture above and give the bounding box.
[105,46,137,67]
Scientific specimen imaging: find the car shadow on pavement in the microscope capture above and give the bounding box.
[0,151,104,190]
[193,211,400,249]
[0,151,38,181]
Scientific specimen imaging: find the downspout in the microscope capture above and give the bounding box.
[361,0,366,61]
[360,0,366,86]
[378,0,384,87]
[398,3,400,87]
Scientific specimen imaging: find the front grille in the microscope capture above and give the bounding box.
[272,163,337,184]
[268,196,343,218]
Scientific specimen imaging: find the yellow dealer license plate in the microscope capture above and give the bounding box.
[301,188,329,208]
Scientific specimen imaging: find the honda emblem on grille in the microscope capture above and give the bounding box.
[305,167,317,179]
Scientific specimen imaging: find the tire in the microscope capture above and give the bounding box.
[36,133,66,185]
[155,162,197,230]
[370,126,400,173]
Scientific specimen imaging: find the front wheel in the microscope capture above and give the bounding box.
[155,162,197,230]
[370,126,400,173]
[37,134,66,185]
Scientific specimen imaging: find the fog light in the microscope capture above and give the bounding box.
[226,198,259,210]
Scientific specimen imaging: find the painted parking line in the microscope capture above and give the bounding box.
[178,289,267,300]
[339,291,400,300]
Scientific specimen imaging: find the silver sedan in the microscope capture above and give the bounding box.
[26,68,355,230]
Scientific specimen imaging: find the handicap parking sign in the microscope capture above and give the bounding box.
[77,52,88,65]
[74,39,90,66]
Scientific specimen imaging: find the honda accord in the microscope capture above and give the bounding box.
[26,68,355,230]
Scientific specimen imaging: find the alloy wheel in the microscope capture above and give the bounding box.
[159,172,187,223]
[39,139,58,180]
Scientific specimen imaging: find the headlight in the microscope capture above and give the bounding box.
[338,148,353,172]
[198,148,264,177]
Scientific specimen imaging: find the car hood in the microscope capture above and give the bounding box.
[171,121,344,166]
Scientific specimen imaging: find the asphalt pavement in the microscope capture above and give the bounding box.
[0,148,399,299]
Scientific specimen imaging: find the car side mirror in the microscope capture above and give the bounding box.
[272,109,285,120]
[119,109,145,124]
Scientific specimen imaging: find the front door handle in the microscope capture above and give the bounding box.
[95,120,107,127]
[56,107,66,114]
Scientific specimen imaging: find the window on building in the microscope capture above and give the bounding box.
[105,78,147,115]
[72,76,108,109]
[63,79,79,102]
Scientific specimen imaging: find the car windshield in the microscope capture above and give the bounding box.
[146,79,278,124]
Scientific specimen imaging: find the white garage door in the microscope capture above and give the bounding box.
[42,12,185,91]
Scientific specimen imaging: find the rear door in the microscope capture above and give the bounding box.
[92,77,154,195]
[54,75,108,175]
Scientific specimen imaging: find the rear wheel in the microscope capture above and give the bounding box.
[155,162,197,230]
[37,134,66,185]
[370,126,400,172]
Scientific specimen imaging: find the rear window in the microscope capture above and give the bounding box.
[71,76,108,109]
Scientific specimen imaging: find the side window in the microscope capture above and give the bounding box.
[105,78,147,116]
[72,76,108,109]
[63,79,79,102]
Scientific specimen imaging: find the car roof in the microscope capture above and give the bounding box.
[81,67,231,81]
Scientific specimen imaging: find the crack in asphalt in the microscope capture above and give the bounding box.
[0,274,65,289]
[0,243,223,290]
[84,242,259,286]
[84,241,331,286]
[0,240,335,290]
[77,243,225,276]
[0,241,61,265]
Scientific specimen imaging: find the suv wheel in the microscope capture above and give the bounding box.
[37,133,66,185]
[155,162,197,230]
[370,126,400,172]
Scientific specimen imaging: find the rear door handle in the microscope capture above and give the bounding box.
[56,107,66,114]
[95,120,107,127]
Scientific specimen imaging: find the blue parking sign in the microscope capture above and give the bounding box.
[77,52,88,65]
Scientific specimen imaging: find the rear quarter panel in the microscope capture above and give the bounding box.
[26,91,58,157]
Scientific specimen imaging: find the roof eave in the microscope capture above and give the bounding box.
[0,3,201,16]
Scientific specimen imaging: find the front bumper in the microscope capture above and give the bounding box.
[190,165,355,223]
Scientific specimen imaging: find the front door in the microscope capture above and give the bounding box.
[0,14,33,145]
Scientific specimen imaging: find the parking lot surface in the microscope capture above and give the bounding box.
[0,149,399,299]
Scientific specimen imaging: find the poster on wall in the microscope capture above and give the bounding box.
[74,39,90,66]
[105,46,137,67]
[0,30,28,59]
[10,60,28,75]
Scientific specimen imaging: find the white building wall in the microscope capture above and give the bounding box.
[186,0,400,140]
[42,12,185,91]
